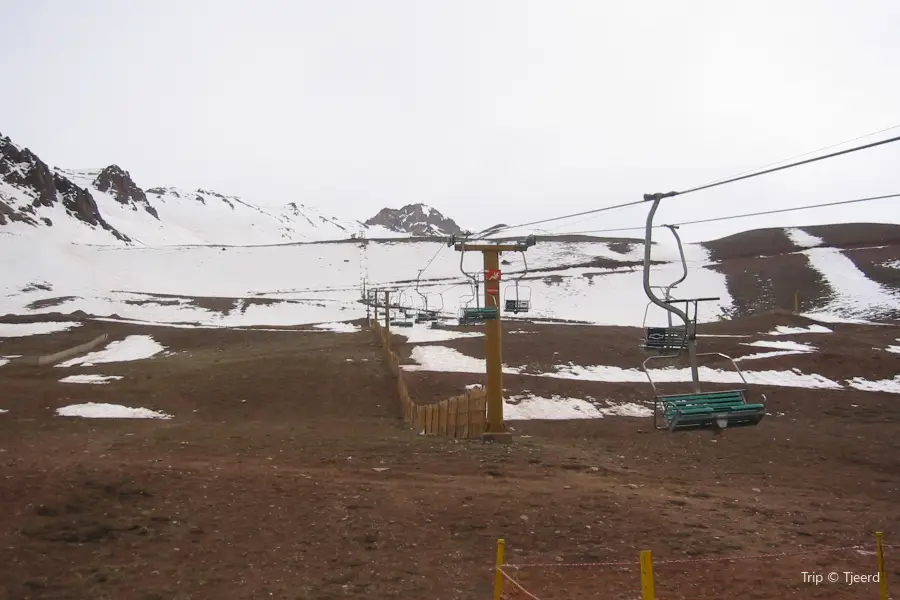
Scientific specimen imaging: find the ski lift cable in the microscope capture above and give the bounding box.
[474,127,900,241]
[546,192,900,237]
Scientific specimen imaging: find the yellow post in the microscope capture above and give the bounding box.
[482,248,510,443]
[384,290,390,349]
[493,538,506,600]
[451,239,531,443]
[876,531,888,600]
[794,290,799,313]
[640,550,655,600]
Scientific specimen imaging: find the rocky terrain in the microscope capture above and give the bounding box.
[364,203,466,237]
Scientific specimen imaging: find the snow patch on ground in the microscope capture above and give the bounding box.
[402,346,524,375]
[601,402,654,417]
[0,409,7,414]
[766,324,833,335]
[552,363,842,389]
[743,340,816,351]
[735,350,811,362]
[312,322,360,333]
[845,376,900,394]
[504,395,652,420]
[55,335,166,367]
[59,374,124,384]
[698,334,752,338]
[505,394,605,420]
[391,326,482,343]
[56,402,172,419]
[0,321,82,337]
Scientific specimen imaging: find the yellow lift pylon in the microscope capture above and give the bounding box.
[448,234,536,443]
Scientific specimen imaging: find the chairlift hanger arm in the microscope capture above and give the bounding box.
[643,196,689,327]
[664,224,688,289]
[511,251,529,283]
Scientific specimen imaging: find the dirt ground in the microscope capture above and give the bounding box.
[0,314,898,600]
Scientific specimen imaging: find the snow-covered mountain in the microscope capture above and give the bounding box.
[0,132,421,246]
[365,203,465,237]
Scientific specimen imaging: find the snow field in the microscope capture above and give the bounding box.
[0,234,735,327]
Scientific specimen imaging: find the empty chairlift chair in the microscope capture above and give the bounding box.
[503,251,532,314]
[456,245,498,325]
[639,195,767,434]
[644,351,767,432]
[413,270,442,323]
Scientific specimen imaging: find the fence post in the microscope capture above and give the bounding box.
[384,290,390,350]
[493,538,506,600]
[876,531,888,600]
[640,550,655,600]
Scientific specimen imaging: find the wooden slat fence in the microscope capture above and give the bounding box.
[371,320,486,438]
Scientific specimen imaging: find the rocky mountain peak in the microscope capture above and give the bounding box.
[0,133,129,240]
[94,165,158,219]
[364,203,464,236]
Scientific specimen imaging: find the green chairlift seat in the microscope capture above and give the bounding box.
[643,352,767,433]
[658,389,766,432]
[459,307,498,325]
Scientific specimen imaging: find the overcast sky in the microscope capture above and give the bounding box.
[2,0,900,242]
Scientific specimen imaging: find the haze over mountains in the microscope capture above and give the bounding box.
[0,132,466,246]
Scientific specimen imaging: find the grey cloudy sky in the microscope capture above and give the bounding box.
[2,0,900,241]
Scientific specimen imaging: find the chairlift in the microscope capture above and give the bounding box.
[397,289,415,327]
[414,269,441,323]
[640,194,766,434]
[456,244,498,325]
[503,251,532,314]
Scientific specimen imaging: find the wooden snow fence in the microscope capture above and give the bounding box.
[371,320,486,438]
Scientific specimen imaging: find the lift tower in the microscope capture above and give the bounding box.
[448,234,536,443]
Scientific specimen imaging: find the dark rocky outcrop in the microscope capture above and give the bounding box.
[0,134,129,241]
[365,203,464,236]
[94,165,158,219]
